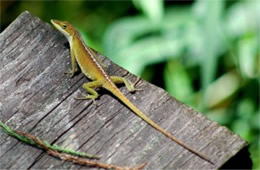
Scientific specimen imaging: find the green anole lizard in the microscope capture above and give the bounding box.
[51,19,213,165]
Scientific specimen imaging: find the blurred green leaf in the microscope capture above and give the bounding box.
[250,140,260,170]
[238,34,259,78]
[206,108,232,125]
[132,0,164,23]
[237,98,255,120]
[193,0,225,110]
[204,71,240,109]
[103,7,198,75]
[225,0,260,38]
[164,60,193,103]
[231,119,252,141]
[250,109,260,129]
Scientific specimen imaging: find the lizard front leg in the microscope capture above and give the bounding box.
[65,48,78,77]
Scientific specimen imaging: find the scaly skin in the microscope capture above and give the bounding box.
[51,19,213,165]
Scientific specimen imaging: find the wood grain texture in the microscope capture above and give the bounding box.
[0,11,249,169]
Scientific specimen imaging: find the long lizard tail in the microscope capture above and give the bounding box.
[103,81,213,165]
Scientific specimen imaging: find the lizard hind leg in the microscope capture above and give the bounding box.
[74,80,103,102]
[110,76,136,92]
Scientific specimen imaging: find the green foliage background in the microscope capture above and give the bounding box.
[1,0,259,168]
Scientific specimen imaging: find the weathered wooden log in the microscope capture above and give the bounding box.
[0,11,250,169]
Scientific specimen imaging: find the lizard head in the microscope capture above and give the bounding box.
[51,19,77,43]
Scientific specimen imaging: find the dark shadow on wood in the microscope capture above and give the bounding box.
[220,146,252,169]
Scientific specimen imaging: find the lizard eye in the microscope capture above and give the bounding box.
[62,25,67,29]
